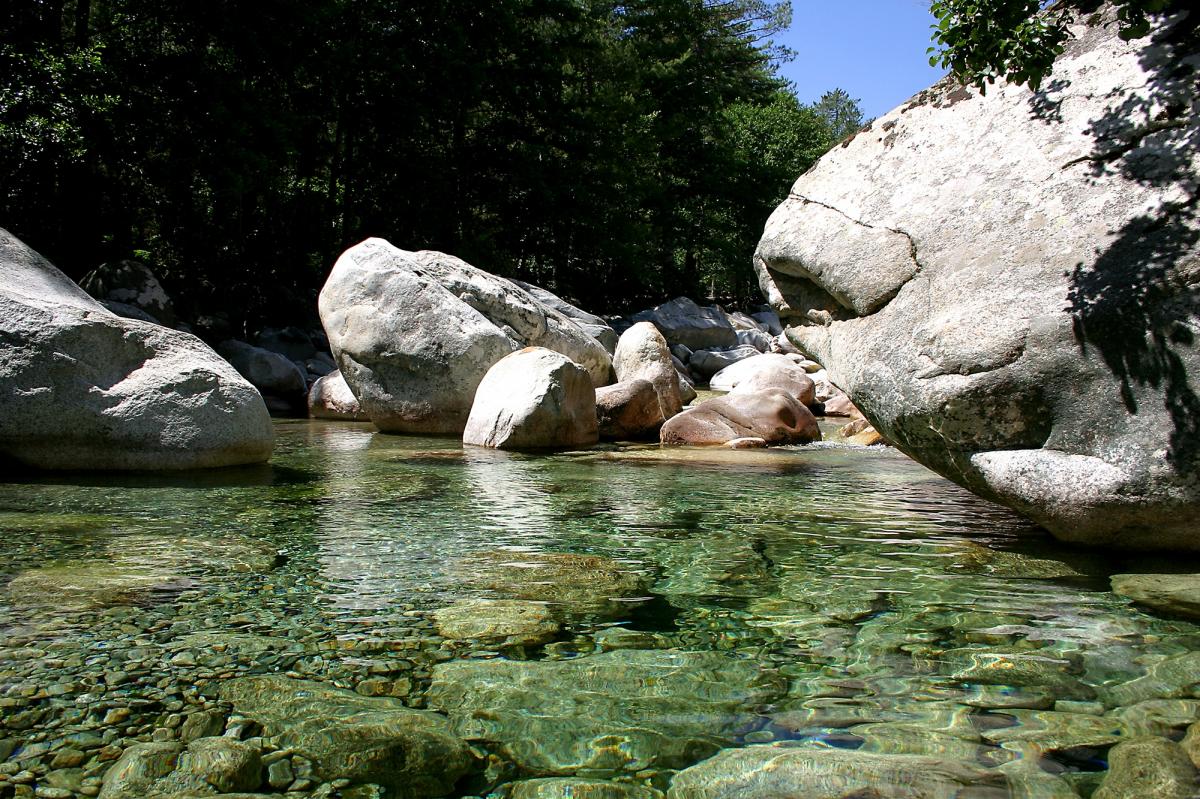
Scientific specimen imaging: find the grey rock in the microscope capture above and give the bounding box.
[254,326,317,361]
[613,322,684,420]
[307,370,370,422]
[736,328,774,353]
[630,297,737,351]
[665,745,1009,799]
[596,379,665,441]
[177,737,262,793]
[80,259,177,328]
[0,229,273,470]
[751,310,783,336]
[463,348,598,450]
[496,778,664,799]
[218,339,308,397]
[219,675,471,797]
[98,742,182,799]
[688,346,762,379]
[512,280,619,353]
[660,389,821,447]
[319,239,610,433]
[753,8,1200,548]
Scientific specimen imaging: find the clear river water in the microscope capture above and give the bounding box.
[2,420,1199,798]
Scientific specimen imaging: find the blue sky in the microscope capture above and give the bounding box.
[775,1,948,120]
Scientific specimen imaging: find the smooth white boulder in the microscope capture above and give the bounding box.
[711,354,817,406]
[307,370,369,421]
[319,239,610,433]
[0,229,273,470]
[613,322,684,420]
[463,348,598,450]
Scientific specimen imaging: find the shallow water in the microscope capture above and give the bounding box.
[2,420,1199,798]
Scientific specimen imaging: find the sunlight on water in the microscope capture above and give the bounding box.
[1,420,1198,798]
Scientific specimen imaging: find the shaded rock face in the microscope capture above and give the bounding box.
[218,339,308,398]
[660,389,820,447]
[0,229,274,470]
[426,650,784,777]
[463,347,598,450]
[631,297,737,351]
[318,239,611,433]
[754,8,1200,549]
[80,259,177,327]
[307,369,370,421]
[219,675,472,797]
[513,279,620,353]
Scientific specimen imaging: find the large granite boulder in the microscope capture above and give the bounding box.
[318,239,611,433]
[307,370,370,421]
[754,7,1200,549]
[218,339,308,397]
[219,675,472,796]
[514,279,619,353]
[80,258,177,327]
[0,229,274,470]
[660,389,820,447]
[463,347,598,450]
[688,346,762,380]
[630,297,737,351]
[613,322,684,419]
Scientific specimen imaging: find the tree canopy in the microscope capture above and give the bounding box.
[2,0,861,327]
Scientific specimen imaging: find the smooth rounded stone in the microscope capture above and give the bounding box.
[755,9,1200,549]
[840,421,885,447]
[613,322,684,420]
[433,599,560,647]
[1111,574,1200,620]
[218,339,309,397]
[177,737,262,793]
[1184,723,1200,768]
[179,710,226,743]
[736,328,774,353]
[960,685,1057,711]
[596,379,665,441]
[724,437,767,449]
[98,742,182,799]
[676,369,697,405]
[947,542,1091,579]
[8,532,281,610]
[660,389,820,447]
[592,628,669,652]
[664,745,1010,799]
[1093,736,1199,799]
[981,710,1127,752]
[846,723,1007,764]
[512,279,619,354]
[995,757,1081,799]
[495,777,664,799]
[426,650,785,776]
[454,551,652,619]
[318,239,609,434]
[821,394,859,417]
[219,675,471,797]
[1103,652,1200,707]
[80,258,177,327]
[307,370,370,421]
[687,346,762,379]
[709,354,816,406]
[463,348,598,450]
[0,229,274,470]
[628,297,737,351]
[6,562,188,610]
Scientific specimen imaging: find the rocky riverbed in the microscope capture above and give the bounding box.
[2,421,1199,798]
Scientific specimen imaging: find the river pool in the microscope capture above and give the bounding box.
[2,421,1198,798]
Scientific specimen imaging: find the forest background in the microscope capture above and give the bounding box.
[2,0,867,331]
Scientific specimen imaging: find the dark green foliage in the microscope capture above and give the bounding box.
[1,0,849,324]
[928,0,1183,93]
